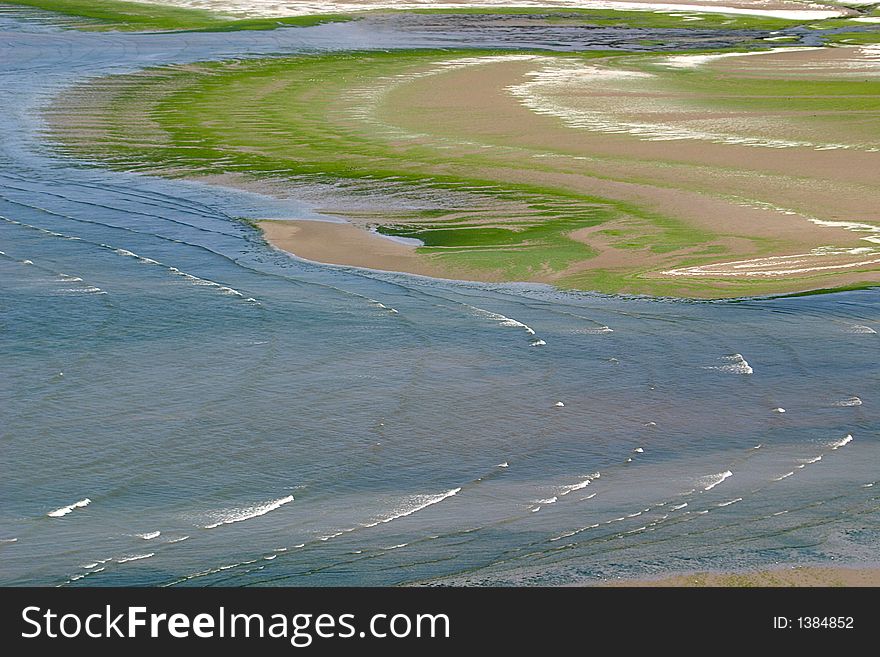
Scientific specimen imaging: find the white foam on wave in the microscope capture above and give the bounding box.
[559,477,592,496]
[48,498,91,518]
[706,354,753,375]
[472,307,537,336]
[169,557,262,584]
[846,324,877,334]
[0,538,18,544]
[164,265,255,302]
[59,285,104,294]
[117,553,154,564]
[830,434,853,450]
[497,315,536,335]
[497,462,509,468]
[530,339,547,347]
[801,456,822,465]
[774,471,795,481]
[363,488,461,528]
[202,494,294,529]
[368,299,400,314]
[717,497,743,507]
[575,325,614,334]
[702,470,733,491]
[537,497,558,505]
[550,523,600,542]
[834,396,863,407]
[166,535,190,544]
[82,558,112,569]
[136,531,161,540]
[319,530,347,541]
[671,502,688,511]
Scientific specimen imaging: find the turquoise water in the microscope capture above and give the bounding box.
[0,11,878,586]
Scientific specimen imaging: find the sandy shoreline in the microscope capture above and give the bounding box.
[600,565,880,586]
[260,219,478,280]
[46,26,880,297]
[138,1,855,20]
[261,217,880,297]
[251,47,880,295]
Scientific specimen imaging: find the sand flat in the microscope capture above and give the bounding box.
[48,45,880,296]
[374,50,880,276]
[259,219,484,280]
[603,566,880,586]
[139,1,853,20]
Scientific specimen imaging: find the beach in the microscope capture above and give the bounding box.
[603,566,880,586]
[48,42,880,297]
[259,219,463,279]
[116,0,857,20]
[1,2,878,588]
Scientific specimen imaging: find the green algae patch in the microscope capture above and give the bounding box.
[823,29,880,45]
[45,47,880,297]
[2,0,352,32]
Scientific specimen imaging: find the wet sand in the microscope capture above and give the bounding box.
[142,1,854,20]
[47,38,880,296]
[261,46,880,293]
[602,565,880,586]
[374,48,880,282]
[260,219,474,279]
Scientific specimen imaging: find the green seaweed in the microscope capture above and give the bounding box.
[2,0,352,32]
[3,0,848,34]
[46,47,880,297]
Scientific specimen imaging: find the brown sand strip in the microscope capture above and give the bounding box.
[259,219,484,280]
[601,566,880,587]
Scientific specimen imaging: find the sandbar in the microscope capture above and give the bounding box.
[601,565,880,586]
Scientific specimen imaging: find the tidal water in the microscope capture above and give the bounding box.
[0,10,877,586]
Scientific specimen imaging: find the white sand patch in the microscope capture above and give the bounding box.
[347,54,540,141]
[661,247,880,277]
[505,56,870,151]
[717,45,880,77]
[659,47,821,69]
[134,1,849,21]
[733,200,880,247]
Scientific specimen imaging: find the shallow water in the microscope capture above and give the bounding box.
[0,12,878,586]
